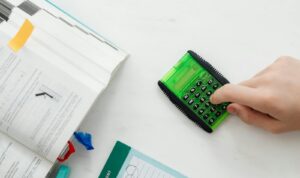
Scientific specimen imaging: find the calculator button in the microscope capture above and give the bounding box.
[193,104,199,109]
[210,107,216,112]
[183,94,189,100]
[208,79,213,85]
[206,91,212,96]
[188,99,194,105]
[200,97,205,103]
[213,84,218,89]
[222,105,227,110]
[196,81,202,86]
[203,114,209,120]
[201,86,207,91]
[195,93,200,98]
[205,102,211,107]
[190,88,196,93]
[216,112,221,117]
[209,118,214,124]
[198,109,204,114]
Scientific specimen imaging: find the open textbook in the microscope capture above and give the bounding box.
[0,0,127,177]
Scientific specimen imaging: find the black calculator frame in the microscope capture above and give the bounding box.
[158,50,230,133]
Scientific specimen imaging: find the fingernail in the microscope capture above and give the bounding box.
[227,107,237,115]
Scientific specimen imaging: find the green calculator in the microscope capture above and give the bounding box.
[158,51,230,133]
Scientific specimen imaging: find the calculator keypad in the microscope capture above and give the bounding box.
[181,74,229,126]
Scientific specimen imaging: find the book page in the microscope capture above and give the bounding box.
[0,46,98,162]
[0,132,52,178]
[8,8,111,87]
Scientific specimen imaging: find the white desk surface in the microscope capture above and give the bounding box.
[56,0,300,177]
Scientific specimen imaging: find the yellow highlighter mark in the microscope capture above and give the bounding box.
[8,19,34,52]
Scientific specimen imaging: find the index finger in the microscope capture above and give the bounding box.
[210,84,265,111]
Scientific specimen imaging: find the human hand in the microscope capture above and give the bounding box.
[210,56,300,133]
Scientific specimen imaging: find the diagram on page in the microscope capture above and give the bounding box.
[0,46,84,159]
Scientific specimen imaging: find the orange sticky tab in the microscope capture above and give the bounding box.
[8,19,34,52]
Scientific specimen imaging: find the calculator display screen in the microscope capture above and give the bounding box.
[161,53,203,96]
